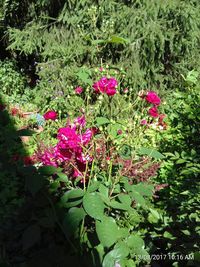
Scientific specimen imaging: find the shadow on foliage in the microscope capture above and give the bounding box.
[0,96,97,267]
[145,88,200,267]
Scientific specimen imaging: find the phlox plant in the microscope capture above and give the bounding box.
[33,74,167,267]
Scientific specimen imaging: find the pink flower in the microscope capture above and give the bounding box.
[140,119,147,125]
[43,110,57,120]
[148,106,159,118]
[57,127,80,150]
[99,67,104,72]
[92,77,118,96]
[75,86,83,94]
[123,88,128,94]
[74,115,86,128]
[117,129,123,135]
[82,129,93,145]
[146,91,161,106]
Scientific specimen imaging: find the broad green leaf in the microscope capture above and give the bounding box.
[63,207,86,237]
[38,165,62,175]
[118,194,132,206]
[130,191,146,206]
[96,217,120,248]
[87,180,100,193]
[56,172,68,183]
[102,242,129,267]
[126,235,144,249]
[110,200,130,211]
[83,192,105,220]
[132,183,154,197]
[61,189,84,202]
[148,208,161,223]
[64,199,83,208]
[107,123,122,139]
[138,147,164,159]
[96,117,110,126]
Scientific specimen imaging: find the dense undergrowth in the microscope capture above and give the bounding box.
[0,1,200,267]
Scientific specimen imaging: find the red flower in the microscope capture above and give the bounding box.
[146,91,161,106]
[117,129,123,135]
[11,107,20,116]
[75,86,83,94]
[148,106,159,118]
[23,156,35,166]
[43,110,57,120]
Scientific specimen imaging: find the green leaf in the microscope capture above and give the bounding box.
[63,207,86,237]
[61,189,84,208]
[181,229,190,236]
[108,35,129,45]
[148,208,161,223]
[56,172,68,183]
[96,117,110,126]
[38,165,62,175]
[118,194,132,206]
[102,242,129,267]
[131,183,154,197]
[96,217,120,248]
[83,192,105,220]
[130,191,146,206]
[163,231,176,240]
[138,147,164,159]
[87,180,100,193]
[77,69,93,85]
[61,189,84,202]
[126,234,144,249]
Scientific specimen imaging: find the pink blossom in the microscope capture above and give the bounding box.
[74,115,86,128]
[123,88,128,94]
[38,116,94,179]
[145,91,161,106]
[148,106,159,118]
[57,127,80,150]
[75,86,83,94]
[140,119,148,125]
[82,129,93,145]
[92,77,118,96]
[43,110,57,120]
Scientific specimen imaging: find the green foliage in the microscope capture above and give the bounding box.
[145,73,200,265]
[2,0,200,93]
[0,59,25,95]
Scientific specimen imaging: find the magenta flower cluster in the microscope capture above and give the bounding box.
[38,115,93,178]
[145,91,161,118]
[92,77,118,96]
